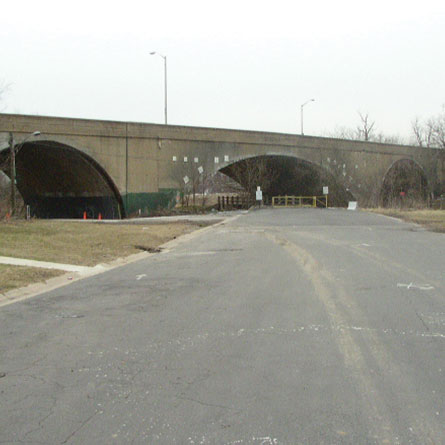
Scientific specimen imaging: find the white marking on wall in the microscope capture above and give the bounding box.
[224,155,229,162]
[214,157,219,164]
[194,157,199,163]
[172,156,177,162]
[183,156,188,163]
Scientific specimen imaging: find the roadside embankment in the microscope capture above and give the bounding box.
[368,209,445,232]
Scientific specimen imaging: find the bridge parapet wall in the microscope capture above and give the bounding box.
[1,113,443,213]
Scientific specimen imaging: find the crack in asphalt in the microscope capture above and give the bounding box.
[176,395,239,412]
[60,411,101,444]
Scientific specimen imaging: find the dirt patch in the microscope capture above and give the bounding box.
[369,209,445,233]
[0,220,207,266]
[0,264,65,294]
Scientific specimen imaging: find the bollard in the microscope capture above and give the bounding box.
[83,211,87,220]
[98,213,102,220]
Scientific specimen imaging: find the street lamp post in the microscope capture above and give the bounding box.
[150,51,168,125]
[300,99,315,135]
[9,131,40,216]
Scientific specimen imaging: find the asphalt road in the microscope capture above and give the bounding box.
[1,209,444,444]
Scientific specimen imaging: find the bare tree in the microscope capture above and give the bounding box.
[0,81,10,112]
[170,159,210,209]
[412,107,445,149]
[330,126,357,140]
[430,109,445,148]
[356,112,376,141]
[223,157,278,200]
[373,132,405,145]
[330,112,403,144]
[412,116,434,147]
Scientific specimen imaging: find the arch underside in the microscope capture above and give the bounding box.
[380,159,429,207]
[0,141,124,219]
[219,155,355,206]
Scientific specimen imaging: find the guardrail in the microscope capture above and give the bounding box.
[217,195,254,210]
[272,195,328,208]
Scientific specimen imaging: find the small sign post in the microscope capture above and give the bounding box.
[256,186,263,208]
[323,186,329,208]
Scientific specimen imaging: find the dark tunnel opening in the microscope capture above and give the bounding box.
[219,155,354,206]
[380,159,429,207]
[0,140,124,219]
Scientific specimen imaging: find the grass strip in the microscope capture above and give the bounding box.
[0,264,65,294]
[0,219,211,294]
[369,209,445,232]
[0,220,206,266]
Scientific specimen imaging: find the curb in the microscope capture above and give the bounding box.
[0,214,240,308]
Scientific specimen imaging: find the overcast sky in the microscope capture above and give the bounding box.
[1,0,445,141]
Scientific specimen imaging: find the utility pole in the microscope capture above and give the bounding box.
[163,54,168,125]
[300,98,315,135]
[9,132,16,215]
[150,51,168,124]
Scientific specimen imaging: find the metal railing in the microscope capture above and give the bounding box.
[272,195,328,208]
[217,195,254,210]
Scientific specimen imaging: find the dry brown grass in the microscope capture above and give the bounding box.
[369,209,445,232]
[0,219,209,294]
[0,264,64,294]
[0,220,204,266]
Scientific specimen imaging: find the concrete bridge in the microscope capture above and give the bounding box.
[0,114,443,218]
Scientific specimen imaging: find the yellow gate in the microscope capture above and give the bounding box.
[272,196,328,208]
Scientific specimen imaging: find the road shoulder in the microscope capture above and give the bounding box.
[0,214,239,308]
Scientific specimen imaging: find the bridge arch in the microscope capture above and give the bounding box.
[218,154,355,206]
[0,140,125,219]
[380,158,429,207]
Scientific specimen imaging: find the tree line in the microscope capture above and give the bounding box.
[332,109,445,148]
